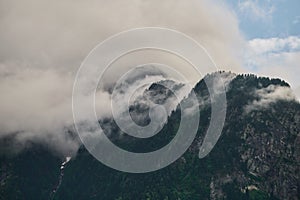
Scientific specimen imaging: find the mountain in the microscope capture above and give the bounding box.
[0,72,299,200]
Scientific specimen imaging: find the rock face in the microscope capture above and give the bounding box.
[0,72,299,200]
[202,74,299,200]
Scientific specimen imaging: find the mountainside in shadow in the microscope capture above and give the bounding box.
[0,72,299,200]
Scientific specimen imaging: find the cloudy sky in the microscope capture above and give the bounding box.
[226,0,300,95]
[0,0,299,155]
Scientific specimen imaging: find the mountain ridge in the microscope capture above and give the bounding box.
[0,72,299,200]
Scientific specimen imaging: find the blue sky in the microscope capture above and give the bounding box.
[225,0,300,39]
[223,0,300,97]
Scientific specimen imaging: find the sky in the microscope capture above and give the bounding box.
[0,0,299,155]
[225,0,300,95]
[226,0,300,39]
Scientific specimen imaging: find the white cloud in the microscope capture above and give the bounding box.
[238,0,275,21]
[0,0,245,155]
[293,16,300,24]
[294,86,300,100]
[0,0,298,157]
[248,36,300,54]
[245,85,296,112]
[244,36,300,100]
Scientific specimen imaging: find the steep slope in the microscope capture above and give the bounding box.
[0,145,61,200]
[0,72,299,200]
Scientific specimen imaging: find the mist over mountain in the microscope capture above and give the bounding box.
[0,72,299,200]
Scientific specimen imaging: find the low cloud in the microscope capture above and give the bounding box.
[0,68,80,155]
[245,85,296,113]
[0,0,245,155]
[244,36,300,100]
[248,36,300,55]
